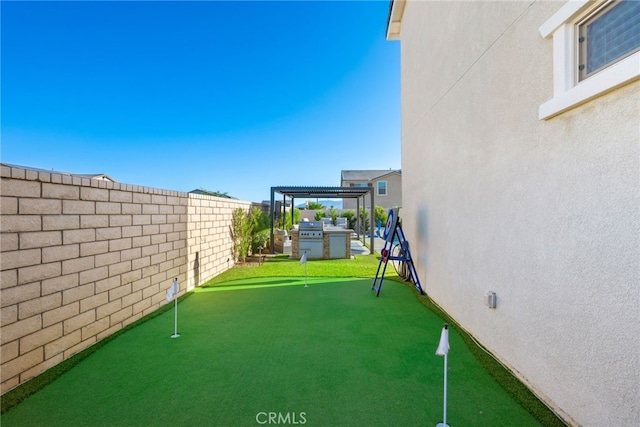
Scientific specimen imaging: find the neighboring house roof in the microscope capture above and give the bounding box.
[72,173,115,181]
[372,170,402,181]
[1,163,116,182]
[189,189,237,199]
[340,169,401,183]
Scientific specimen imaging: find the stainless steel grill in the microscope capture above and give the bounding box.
[298,221,324,239]
[298,221,324,258]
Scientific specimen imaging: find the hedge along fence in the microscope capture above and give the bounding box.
[0,164,251,394]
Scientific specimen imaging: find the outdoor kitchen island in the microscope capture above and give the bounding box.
[291,221,353,259]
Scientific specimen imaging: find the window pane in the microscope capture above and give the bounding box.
[585,0,640,75]
[377,182,387,195]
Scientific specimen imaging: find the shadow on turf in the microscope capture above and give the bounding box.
[2,275,566,425]
[202,279,299,288]
[0,292,194,414]
[198,277,355,293]
[255,256,292,263]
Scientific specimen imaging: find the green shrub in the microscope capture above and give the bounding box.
[231,208,251,262]
[341,210,356,229]
[252,208,271,232]
[374,206,388,225]
[249,207,270,255]
[275,207,300,231]
[307,201,325,210]
[329,207,338,223]
[251,229,270,254]
[358,207,370,234]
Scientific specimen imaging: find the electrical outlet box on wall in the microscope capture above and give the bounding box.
[484,291,497,309]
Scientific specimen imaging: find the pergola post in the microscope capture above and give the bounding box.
[269,186,373,255]
[356,197,361,241]
[269,187,275,253]
[369,185,375,254]
[282,194,286,231]
[291,198,295,227]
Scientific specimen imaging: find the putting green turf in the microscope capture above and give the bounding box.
[2,278,542,426]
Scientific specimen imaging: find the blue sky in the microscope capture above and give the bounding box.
[1,0,401,202]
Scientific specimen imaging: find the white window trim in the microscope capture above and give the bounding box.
[539,0,640,120]
[377,181,387,196]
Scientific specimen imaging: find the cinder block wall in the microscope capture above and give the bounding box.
[0,164,251,393]
[186,193,249,289]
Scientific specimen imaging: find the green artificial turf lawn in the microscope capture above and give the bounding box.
[204,253,395,285]
[2,276,544,426]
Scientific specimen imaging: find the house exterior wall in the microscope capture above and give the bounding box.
[373,173,402,210]
[342,173,401,211]
[0,164,250,394]
[396,1,639,425]
[342,183,371,211]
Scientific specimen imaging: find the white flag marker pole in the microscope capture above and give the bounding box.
[436,323,450,427]
[300,251,308,287]
[166,278,180,338]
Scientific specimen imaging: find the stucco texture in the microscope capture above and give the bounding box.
[397,1,639,425]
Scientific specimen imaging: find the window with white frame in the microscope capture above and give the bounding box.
[539,0,640,120]
[377,181,387,196]
[578,0,640,81]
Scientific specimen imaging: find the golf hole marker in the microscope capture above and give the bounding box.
[436,323,450,427]
[166,278,180,338]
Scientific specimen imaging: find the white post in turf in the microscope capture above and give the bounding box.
[300,251,308,287]
[436,323,450,427]
[166,278,180,338]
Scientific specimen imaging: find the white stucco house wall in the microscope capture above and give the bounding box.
[387,0,639,425]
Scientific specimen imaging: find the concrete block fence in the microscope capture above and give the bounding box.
[0,164,251,394]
